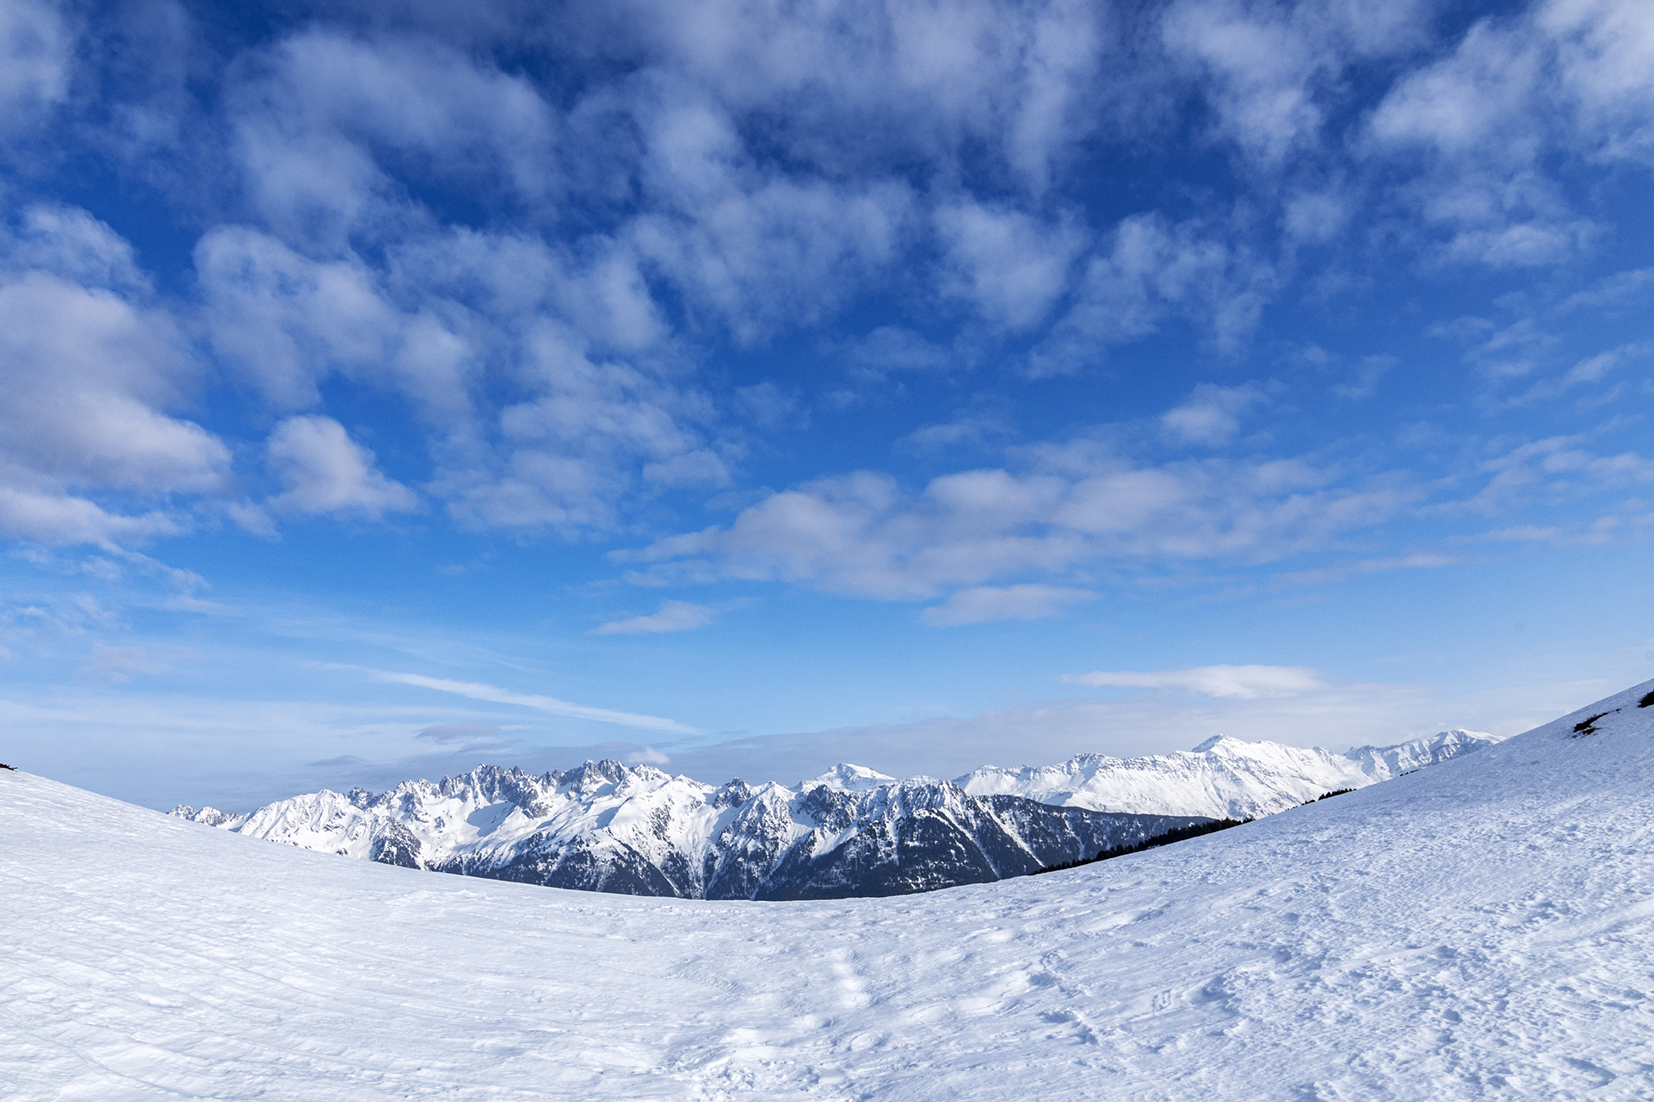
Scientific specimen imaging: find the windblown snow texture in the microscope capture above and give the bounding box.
[175,761,1204,899]
[5,684,1651,1099]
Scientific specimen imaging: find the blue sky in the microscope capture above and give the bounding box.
[2,0,1652,809]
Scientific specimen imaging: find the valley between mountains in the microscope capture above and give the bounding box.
[170,729,1495,900]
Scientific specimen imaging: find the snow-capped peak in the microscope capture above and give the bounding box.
[958,729,1499,820]
[802,763,897,792]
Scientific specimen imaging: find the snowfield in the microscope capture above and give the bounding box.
[4,686,1652,1100]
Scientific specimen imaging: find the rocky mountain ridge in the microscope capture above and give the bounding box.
[172,730,1494,899]
[174,761,1203,900]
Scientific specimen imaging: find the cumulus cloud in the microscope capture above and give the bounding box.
[628,127,913,341]
[0,0,71,134]
[1032,214,1275,375]
[264,416,418,519]
[4,0,1646,569]
[1161,383,1270,446]
[597,0,1116,191]
[1059,664,1328,698]
[1163,0,1331,167]
[0,489,181,547]
[1362,1,1654,267]
[228,29,560,249]
[934,201,1083,331]
[593,600,716,635]
[0,206,228,546]
[623,448,1413,600]
[920,584,1096,626]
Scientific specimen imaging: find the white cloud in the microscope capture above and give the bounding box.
[0,206,228,547]
[0,0,71,134]
[1270,552,1459,588]
[197,227,463,414]
[605,0,1116,192]
[920,584,1096,626]
[898,413,1013,455]
[1369,21,1541,160]
[628,123,913,341]
[1059,664,1328,699]
[370,669,701,734]
[443,320,720,533]
[624,448,1413,601]
[838,326,957,379]
[265,416,418,520]
[0,488,181,547]
[934,200,1083,331]
[228,29,559,248]
[1161,382,1269,446]
[1032,214,1275,375]
[1456,434,1654,516]
[1163,0,1330,167]
[1542,0,1654,163]
[1362,0,1654,268]
[593,601,716,635]
[197,221,718,539]
[627,746,670,765]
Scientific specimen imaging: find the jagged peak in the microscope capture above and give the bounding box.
[712,778,753,809]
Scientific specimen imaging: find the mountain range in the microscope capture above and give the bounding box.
[171,729,1495,899]
[959,728,1496,819]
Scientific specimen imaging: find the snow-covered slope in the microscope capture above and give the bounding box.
[959,728,1496,819]
[5,684,1652,1100]
[173,761,1204,900]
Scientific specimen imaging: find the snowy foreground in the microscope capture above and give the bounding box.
[4,689,1653,1100]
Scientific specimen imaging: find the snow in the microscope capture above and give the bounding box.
[4,687,1653,1100]
[804,763,900,792]
[958,728,1497,819]
[168,758,1200,899]
[169,731,1491,897]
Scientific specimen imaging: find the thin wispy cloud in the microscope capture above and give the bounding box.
[372,671,701,734]
[592,601,715,635]
[1060,665,1329,699]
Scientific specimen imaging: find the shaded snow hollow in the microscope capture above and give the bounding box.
[4,689,1653,1099]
